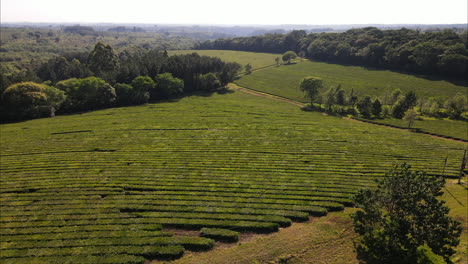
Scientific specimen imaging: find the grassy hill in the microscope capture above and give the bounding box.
[235,60,467,101]
[1,90,465,263]
[168,50,280,70]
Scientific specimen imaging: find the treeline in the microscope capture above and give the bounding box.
[198,27,468,79]
[299,78,466,121]
[0,42,241,122]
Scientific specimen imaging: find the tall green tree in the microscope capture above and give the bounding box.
[357,96,372,118]
[154,73,184,99]
[299,77,323,106]
[282,51,297,64]
[392,91,418,119]
[56,77,116,112]
[88,42,119,81]
[371,98,382,118]
[445,93,467,119]
[352,164,461,264]
[199,73,221,91]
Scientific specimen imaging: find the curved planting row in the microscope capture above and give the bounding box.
[1,91,465,262]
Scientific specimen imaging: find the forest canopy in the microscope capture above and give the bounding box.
[198,27,468,79]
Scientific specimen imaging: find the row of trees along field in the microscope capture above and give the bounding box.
[297,74,467,122]
[198,27,468,79]
[0,42,242,122]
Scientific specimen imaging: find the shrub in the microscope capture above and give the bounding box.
[200,228,239,243]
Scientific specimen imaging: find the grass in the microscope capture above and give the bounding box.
[359,117,468,141]
[168,50,280,70]
[235,60,467,100]
[1,90,466,263]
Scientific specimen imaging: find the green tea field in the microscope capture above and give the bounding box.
[235,60,467,100]
[357,117,468,141]
[168,50,280,70]
[0,90,466,263]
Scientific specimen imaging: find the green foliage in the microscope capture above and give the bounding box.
[56,77,116,112]
[357,96,372,118]
[351,164,462,264]
[299,76,322,105]
[154,73,184,99]
[245,63,252,74]
[355,118,468,141]
[0,91,465,262]
[88,42,120,81]
[1,82,65,120]
[417,244,447,264]
[199,27,468,79]
[403,109,418,128]
[445,93,467,119]
[235,60,466,103]
[169,50,280,70]
[219,62,242,86]
[282,51,297,64]
[130,76,154,102]
[371,98,382,118]
[200,228,239,243]
[392,91,417,119]
[114,82,150,106]
[199,73,221,91]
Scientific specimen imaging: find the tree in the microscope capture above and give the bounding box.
[199,73,221,91]
[389,88,403,105]
[88,42,119,81]
[282,51,297,64]
[218,62,242,86]
[335,86,346,106]
[352,164,461,264]
[299,77,323,106]
[56,77,116,112]
[445,93,467,119]
[371,98,382,118]
[403,109,418,128]
[154,73,184,99]
[131,76,155,102]
[357,96,372,118]
[245,63,252,74]
[392,91,418,119]
[1,82,65,120]
[114,78,151,106]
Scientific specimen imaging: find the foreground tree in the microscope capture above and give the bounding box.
[282,51,297,64]
[299,77,323,106]
[352,164,461,264]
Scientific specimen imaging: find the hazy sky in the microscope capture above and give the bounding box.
[1,0,467,25]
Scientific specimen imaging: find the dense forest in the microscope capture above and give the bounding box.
[0,42,241,122]
[198,27,468,79]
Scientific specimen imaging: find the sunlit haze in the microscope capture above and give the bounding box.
[1,0,467,25]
